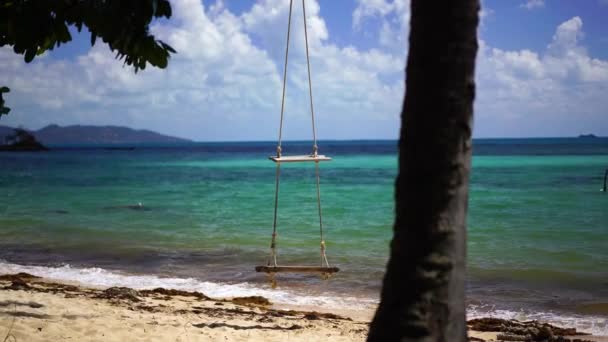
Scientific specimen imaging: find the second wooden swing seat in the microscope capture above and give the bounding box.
[255,266,340,274]
[255,0,339,278]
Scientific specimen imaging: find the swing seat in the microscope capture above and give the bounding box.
[269,155,332,163]
[255,265,340,274]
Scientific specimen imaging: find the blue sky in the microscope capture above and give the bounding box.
[1,0,607,140]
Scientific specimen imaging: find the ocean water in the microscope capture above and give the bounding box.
[0,138,607,334]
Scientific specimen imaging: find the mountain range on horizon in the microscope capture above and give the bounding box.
[0,124,603,145]
[0,124,191,145]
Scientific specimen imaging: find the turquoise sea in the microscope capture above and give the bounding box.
[1,138,607,333]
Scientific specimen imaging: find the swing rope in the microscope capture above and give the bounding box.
[267,0,330,270]
[276,0,293,153]
[302,0,318,156]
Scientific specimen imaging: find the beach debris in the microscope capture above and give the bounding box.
[230,296,272,307]
[303,312,344,320]
[467,318,588,341]
[468,337,486,342]
[97,287,142,302]
[496,333,531,341]
[192,322,303,331]
[267,309,350,321]
[495,334,595,342]
[3,277,31,290]
[0,300,43,309]
[257,316,274,323]
[140,287,210,300]
[303,312,322,320]
[0,273,41,282]
[37,282,80,294]
[0,273,86,295]
[134,304,160,313]
[175,306,257,319]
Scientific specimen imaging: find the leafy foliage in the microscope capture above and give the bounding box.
[0,0,176,71]
[0,86,9,117]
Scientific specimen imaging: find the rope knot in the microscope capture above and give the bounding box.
[312,144,318,157]
[276,146,282,157]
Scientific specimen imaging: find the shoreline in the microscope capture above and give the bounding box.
[1,273,606,341]
[2,260,607,334]
[0,260,380,314]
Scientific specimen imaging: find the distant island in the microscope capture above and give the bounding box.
[0,124,191,145]
[0,128,48,151]
[578,133,598,139]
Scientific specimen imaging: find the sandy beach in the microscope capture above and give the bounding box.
[1,273,369,342]
[0,273,605,342]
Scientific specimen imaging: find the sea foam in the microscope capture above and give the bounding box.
[0,261,376,310]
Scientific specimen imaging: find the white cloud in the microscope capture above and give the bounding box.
[548,16,583,53]
[353,0,410,52]
[0,0,406,141]
[475,16,608,136]
[520,0,545,10]
[353,0,395,29]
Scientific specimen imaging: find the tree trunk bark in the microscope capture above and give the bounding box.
[367,1,479,341]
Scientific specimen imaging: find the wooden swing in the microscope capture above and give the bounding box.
[255,0,339,280]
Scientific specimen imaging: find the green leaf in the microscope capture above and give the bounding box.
[160,41,176,53]
[0,107,10,115]
[90,32,97,46]
[24,48,36,63]
[156,1,172,17]
[56,23,72,42]
[0,87,9,93]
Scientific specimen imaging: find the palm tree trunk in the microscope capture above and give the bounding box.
[367,1,479,341]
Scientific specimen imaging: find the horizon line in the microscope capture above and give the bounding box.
[1,123,604,142]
